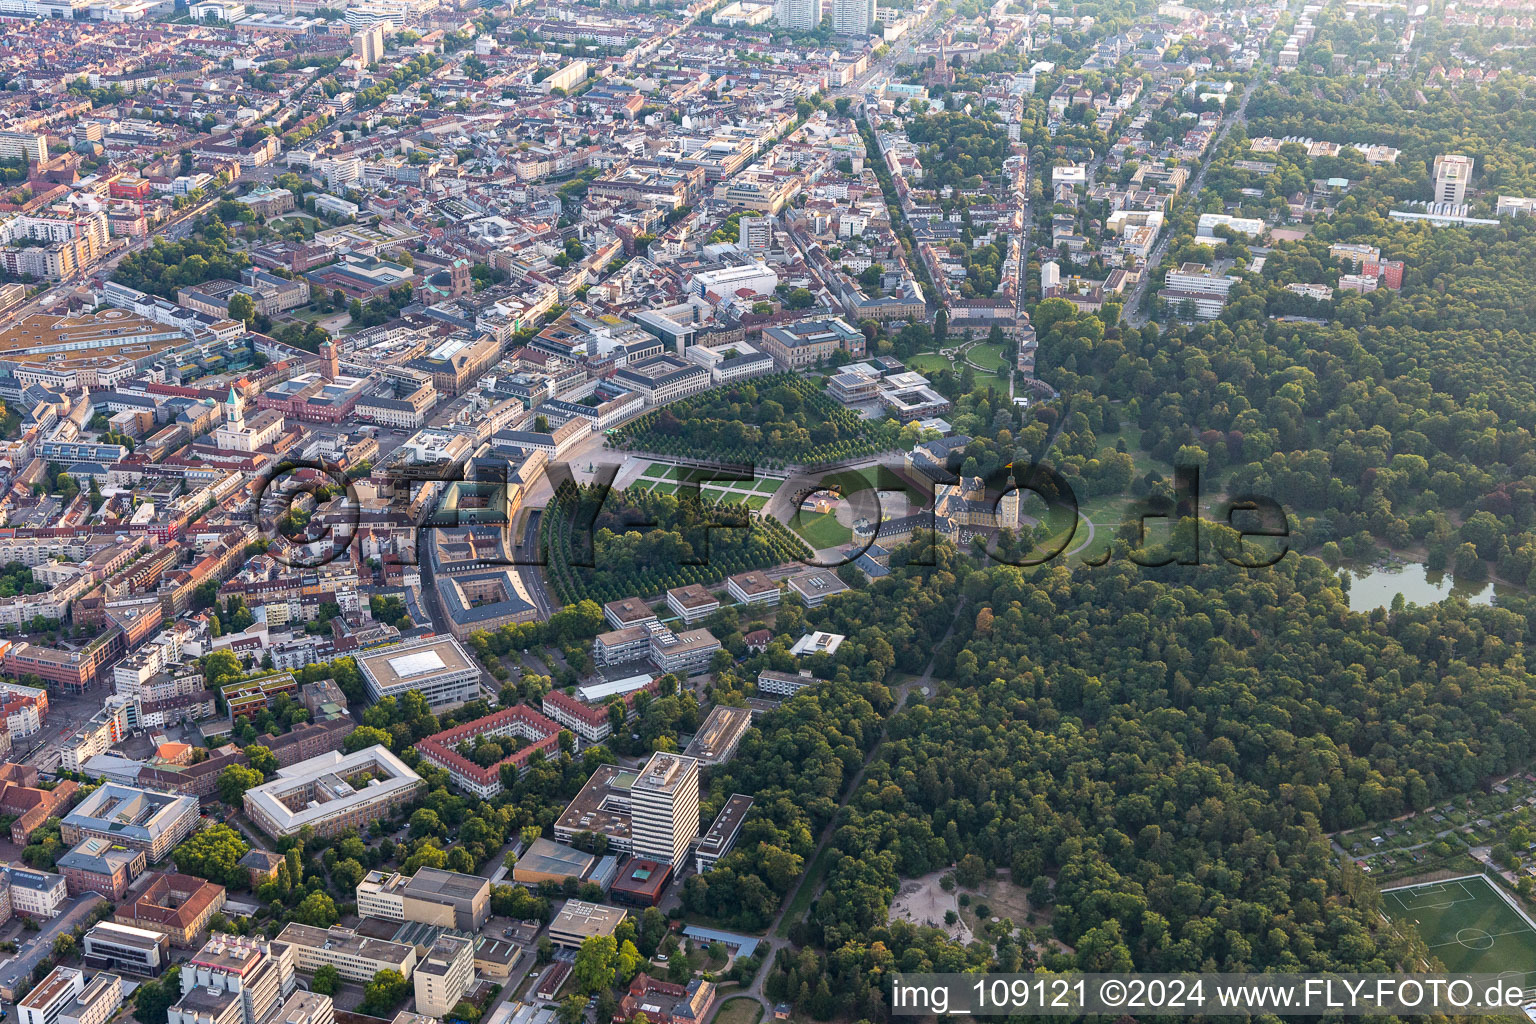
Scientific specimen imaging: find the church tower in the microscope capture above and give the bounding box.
[225,385,244,430]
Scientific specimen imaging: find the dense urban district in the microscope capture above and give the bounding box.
[0,0,1531,1020]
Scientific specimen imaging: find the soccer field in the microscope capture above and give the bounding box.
[1382,875,1536,990]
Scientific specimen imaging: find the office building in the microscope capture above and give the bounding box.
[832,0,874,33]
[1433,154,1474,205]
[57,837,147,899]
[412,936,474,1018]
[665,584,719,624]
[82,922,170,976]
[695,795,754,874]
[647,627,721,676]
[683,706,752,766]
[513,839,595,886]
[774,0,820,29]
[59,971,122,1024]
[61,785,199,863]
[243,746,423,839]
[612,354,710,407]
[629,752,700,868]
[738,216,774,254]
[8,866,68,918]
[19,967,85,1024]
[354,867,490,931]
[725,571,780,607]
[548,900,626,949]
[269,992,332,1024]
[115,873,226,948]
[275,924,417,983]
[356,638,481,711]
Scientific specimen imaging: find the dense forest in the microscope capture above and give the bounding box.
[608,375,900,466]
[539,484,810,605]
[1035,200,1536,575]
[672,539,1536,1018]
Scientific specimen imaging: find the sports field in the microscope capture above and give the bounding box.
[1382,875,1536,990]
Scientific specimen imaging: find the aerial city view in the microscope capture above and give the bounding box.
[0,0,1532,1017]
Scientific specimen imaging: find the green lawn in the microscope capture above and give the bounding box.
[711,998,764,1024]
[967,342,1007,370]
[746,495,771,510]
[641,462,683,481]
[792,511,852,550]
[907,352,954,375]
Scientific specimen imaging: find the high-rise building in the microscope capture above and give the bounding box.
[629,752,700,868]
[738,216,773,255]
[1432,154,1474,205]
[0,131,47,165]
[832,0,874,35]
[351,24,385,67]
[774,0,821,31]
